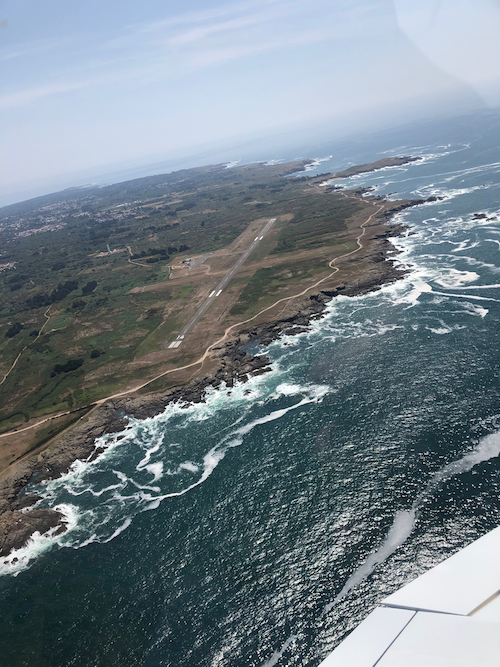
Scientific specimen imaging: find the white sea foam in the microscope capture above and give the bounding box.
[261,635,298,667]
[426,326,452,335]
[136,441,162,470]
[434,270,479,287]
[1,378,329,577]
[65,480,125,498]
[0,503,79,577]
[45,431,138,488]
[460,256,500,274]
[114,469,160,493]
[325,509,416,612]
[412,147,464,164]
[179,461,199,473]
[275,383,304,396]
[223,160,240,169]
[426,318,454,334]
[303,156,333,172]
[461,303,488,318]
[325,429,500,611]
[370,249,500,308]
[307,285,413,341]
[144,498,161,511]
[438,283,500,290]
[397,281,433,307]
[413,184,486,202]
[235,391,326,438]
[440,161,500,181]
[422,253,500,275]
[102,517,132,543]
[145,462,164,482]
[77,534,98,549]
[432,290,500,303]
[128,387,329,513]
[451,240,481,253]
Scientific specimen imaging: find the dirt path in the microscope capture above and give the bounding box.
[0,203,385,440]
[128,257,150,268]
[0,306,53,389]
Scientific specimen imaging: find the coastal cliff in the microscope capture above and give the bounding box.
[0,153,443,559]
[0,218,412,558]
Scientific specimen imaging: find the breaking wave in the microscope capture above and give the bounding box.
[0,372,329,577]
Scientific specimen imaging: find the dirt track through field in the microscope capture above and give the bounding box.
[0,306,53,388]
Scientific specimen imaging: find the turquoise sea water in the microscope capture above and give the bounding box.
[1,111,500,666]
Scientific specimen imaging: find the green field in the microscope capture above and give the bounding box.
[229,258,328,315]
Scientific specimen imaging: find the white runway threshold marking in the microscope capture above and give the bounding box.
[216,290,222,296]
[209,291,215,297]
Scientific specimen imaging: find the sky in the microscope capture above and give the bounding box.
[1,0,499,203]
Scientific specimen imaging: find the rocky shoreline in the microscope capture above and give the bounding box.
[0,196,426,560]
[319,155,421,181]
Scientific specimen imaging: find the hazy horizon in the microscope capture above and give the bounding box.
[1,0,499,205]
[1,102,493,209]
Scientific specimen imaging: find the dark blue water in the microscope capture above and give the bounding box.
[1,110,500,666]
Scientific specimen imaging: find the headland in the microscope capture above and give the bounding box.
[0,155,431,557]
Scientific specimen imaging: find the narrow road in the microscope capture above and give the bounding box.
[167,218,276,348]
[0,306,53,388]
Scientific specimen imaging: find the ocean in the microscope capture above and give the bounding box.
[1,110,500,666]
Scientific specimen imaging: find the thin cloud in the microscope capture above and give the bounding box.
[167,14,268,47]
[132,0,290,33]
[0,81,90,109]
[0,33,74,62]
[1,0,389,109]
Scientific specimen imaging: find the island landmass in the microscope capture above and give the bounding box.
[0,155,430,558]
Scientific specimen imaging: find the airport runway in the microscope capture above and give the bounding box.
[167,218,276,348]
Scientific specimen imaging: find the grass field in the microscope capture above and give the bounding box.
[229,258,327,315]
